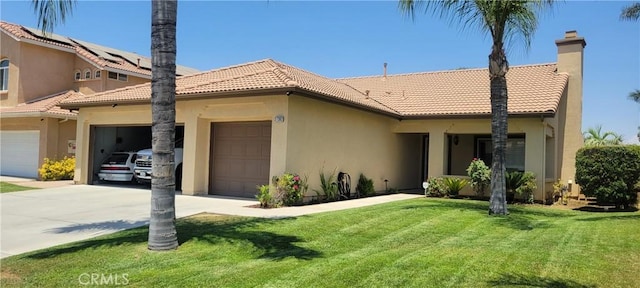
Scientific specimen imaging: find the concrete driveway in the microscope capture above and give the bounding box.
[0,185,257,258]
[1,184,421,258]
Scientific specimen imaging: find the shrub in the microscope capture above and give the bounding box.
[442,177,468,196]
[515,172,536,204]
[272,172,308,207]
[505,171,524,192]
[466,158,490,196]
[313,169,338,202]
[355,174,374,197]
[39,157,75,181]
[425,177,446,197]
[575,145,640,209]
[255,185,272,208]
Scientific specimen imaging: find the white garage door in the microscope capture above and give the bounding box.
[210,122,271,198]
[0,131,40,178]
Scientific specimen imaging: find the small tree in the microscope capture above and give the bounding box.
[467,158,491,197]
[583,126,623,147]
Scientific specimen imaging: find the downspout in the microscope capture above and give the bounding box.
[541,120,547,203]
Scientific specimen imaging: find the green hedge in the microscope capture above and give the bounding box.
[575,145,640,209]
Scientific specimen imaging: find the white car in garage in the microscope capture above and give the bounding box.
[97,152,137,182]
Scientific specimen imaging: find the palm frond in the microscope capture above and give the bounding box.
[628,89,640,103]
[621,2,640,21]
[398,0,555,55]
[31,0,76,35]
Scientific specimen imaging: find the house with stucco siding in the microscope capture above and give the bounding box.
[0,21,198,178]
[59,30,586,202]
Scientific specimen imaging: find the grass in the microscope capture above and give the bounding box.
[0,182,37,193]
[1,198,639,287]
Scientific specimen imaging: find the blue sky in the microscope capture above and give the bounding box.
[1,1,639,142]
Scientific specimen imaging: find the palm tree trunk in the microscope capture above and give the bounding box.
[148,0,178,251]
[488,44,509,215]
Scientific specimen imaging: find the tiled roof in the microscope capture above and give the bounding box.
[59,59,569,118]
[0,21,199,77]
[0,90,82,118]
[339,63,568,117]
[60,59,398,114]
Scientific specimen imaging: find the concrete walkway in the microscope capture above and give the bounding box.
[0,184,421,258]
[0,175,73,189]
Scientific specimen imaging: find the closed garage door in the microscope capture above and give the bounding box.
[0,131,40,178]
[210,122,271,198]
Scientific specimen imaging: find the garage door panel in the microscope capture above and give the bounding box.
[211,121,271,197]
[0,131,40,178]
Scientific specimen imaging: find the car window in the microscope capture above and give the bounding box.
[104,154,129,165]
[131,154,137,164]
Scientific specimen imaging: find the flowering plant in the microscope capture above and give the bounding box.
[466,158,491,196]
[272,172,308,206]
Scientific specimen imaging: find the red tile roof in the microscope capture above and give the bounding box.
[0,21,199,77]
[339,63,568,117]
[1,90,82,118]
[59,59,569,118]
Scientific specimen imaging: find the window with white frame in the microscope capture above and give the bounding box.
[95,70,101,79]
[0,59,8,90]
[74,70,81,81]
[84,69,92,79]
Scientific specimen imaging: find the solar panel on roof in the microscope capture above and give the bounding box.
[22,26,73,46]
[69,38,119,62]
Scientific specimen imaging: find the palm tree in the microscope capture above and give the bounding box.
[32,0,179,250]
[583,126,623,147]
[147,0,179,251]
[628,89,640,103]
[621,2,640,21]
[399,0,554,215]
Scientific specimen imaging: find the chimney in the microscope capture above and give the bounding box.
[555,30,586,197]
[137,58,141,68]
[383,62,387,79]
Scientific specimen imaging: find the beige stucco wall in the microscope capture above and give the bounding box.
[15,42,75,104]
[286,95,422,196]
[0,117,76,176]
[395,118,552,201]
[73,95,287,194]
[73,94,422,197]
[104,74,148,91]
[556,37,585,197]
[0,32,21,107]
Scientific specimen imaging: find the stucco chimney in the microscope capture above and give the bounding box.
[555,30,586,197]
[383,62,387,79]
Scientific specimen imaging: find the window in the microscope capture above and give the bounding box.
[476,136,526,172]
[0,59,8,90]
[95,70,101,78]
[108,71,128,82]
[74,70,81,81]
[84,69,92,79]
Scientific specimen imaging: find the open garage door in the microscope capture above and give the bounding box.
[0,131,40,178]
[88,125,185,184]
[210,121,271,198]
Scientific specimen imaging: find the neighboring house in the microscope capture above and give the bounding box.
[0,21,198,178]
[60,31,585,202]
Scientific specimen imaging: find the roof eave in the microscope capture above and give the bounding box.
[0,111,78,119]
[399,111,556,120]
[289,88,401,119]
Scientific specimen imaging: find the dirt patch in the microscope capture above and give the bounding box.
[1,270,22,283]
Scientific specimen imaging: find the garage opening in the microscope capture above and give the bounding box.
[209,121,271,198]
[88,125,184,185]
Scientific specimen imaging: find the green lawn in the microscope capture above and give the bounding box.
[1,198,639,287]
[0,182,37,193]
